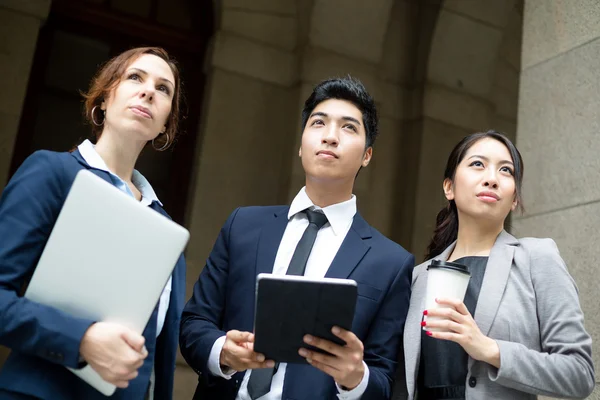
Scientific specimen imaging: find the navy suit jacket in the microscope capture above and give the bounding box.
[180,205,414,400]
[0,150,186,400]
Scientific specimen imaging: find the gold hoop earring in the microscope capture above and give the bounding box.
[152,133,170,151]
[91,106,104,126]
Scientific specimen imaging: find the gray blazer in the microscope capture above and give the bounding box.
[394,231,595,400]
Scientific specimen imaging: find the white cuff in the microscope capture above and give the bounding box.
[208,335,235,379]
[336,361,369,399]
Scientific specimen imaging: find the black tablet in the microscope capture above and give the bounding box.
[253,273,358,364]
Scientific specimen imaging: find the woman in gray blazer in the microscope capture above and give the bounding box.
[395,131,594,400]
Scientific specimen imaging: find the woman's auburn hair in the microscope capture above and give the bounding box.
[82,47,183,149]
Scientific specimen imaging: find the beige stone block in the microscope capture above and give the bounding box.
[186,70,298,265]
[309,0,394,64]
[499,6,523,71]
[423,83,493,132]
[380,0,419,85]
[301,46,382,100]
[211,31,299,87]
[491,115,517,142]
[379,83,411,121]
[286,170,305,204]
[0,0,50,19]
[428,9,503,98]
[517,38,600,216]
[223,0,296,16]
[491,61,520,120]
[359,117,404,237]
[443,0,514,29]
[522,0,600,70]
[512,201,600,378]
[295,0,312,45]
[494,60,520,96]
[492,84,519,121]
[173,364,199,399]
[412,118,472,259]
[0,112,19,188]
[391,119,424,253]
[285,83,313,203]
[222,9,297,51]
[0,10,40,116]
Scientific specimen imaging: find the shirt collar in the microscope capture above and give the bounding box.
[77,139,163,206]
[288,186,356,236]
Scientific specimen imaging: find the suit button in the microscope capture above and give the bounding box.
[469,376,477,387]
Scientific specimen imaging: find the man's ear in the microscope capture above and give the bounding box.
[362,147,372,167]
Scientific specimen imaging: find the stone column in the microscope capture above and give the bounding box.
[0,0,51,188]
[514,1,600,397]
[0,0,51,368]
[287,0,407,239]
[176,1,301,397]
[410,0,517,259]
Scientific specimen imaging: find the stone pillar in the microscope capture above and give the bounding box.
[410,0,517,259]
[287,0,406,239]
[0,0,50,368]
[0,0,51,188]
[514,1,600,397]
[176,1,301,397]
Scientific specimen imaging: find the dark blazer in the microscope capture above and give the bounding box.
[180,205,414,400]
[0,150,186,400]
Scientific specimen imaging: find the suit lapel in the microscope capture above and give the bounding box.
[255,208,289,277]
[467,230,517,369]
[70,150,114,185]
[324,213,371,279]
[472,231,517,336]
[404,245,455,396]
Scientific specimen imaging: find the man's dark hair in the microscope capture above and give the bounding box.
[301,76,379,148]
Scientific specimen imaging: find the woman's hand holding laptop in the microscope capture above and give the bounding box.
[79,322,148,388]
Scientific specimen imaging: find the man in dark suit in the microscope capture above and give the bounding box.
[180,77,414,400]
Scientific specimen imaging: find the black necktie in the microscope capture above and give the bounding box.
[247,209,329,399]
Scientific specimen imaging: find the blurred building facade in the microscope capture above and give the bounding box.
[0,0,597,398]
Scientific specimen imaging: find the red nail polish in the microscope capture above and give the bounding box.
[426,331,432,336]
[423,310,428,316]
[421,321,426,327]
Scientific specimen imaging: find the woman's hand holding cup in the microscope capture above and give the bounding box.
[423,297,501,368]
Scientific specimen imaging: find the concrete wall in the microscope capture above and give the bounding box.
[0,0,50,366]
[0,0,50,187]
[515,1,600,398]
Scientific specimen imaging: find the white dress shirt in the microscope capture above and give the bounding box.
[77,139,172,337]
[208,187,370,399]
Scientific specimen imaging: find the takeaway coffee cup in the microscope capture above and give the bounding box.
[423,260,470,333]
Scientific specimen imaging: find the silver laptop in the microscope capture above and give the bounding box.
[24,169,190,396]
